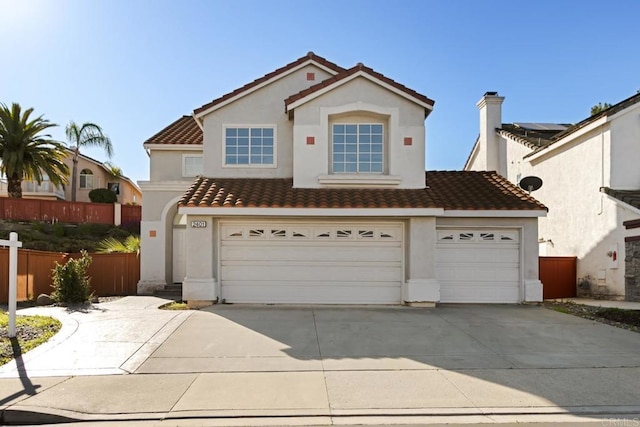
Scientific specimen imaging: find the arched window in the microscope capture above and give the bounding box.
[79,169,94,189]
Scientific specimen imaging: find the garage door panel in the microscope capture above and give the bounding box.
[440,284,520,303]
[221,245,401,263]
[436,228,521,304]
[222,264,402,282]
[437,247,519,263]
[222,282,401,304]
[437,266,519,282]
[220,222,403,304]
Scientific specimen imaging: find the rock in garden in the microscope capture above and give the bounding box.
[36,294,54,306]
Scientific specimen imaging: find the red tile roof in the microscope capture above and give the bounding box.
[193,52,346,115]
[285,63,435,111]
[143,116,202,146]
[179,171,546,211]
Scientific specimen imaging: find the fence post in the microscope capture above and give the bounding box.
[1,232,23,337]
[114,203,121,226]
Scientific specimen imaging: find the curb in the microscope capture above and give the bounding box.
[4,405,640,426]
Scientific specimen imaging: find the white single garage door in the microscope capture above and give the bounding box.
[220,221,403,304]
[436,229,521,303]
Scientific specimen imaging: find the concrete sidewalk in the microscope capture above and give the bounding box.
[554,297,640,310]
[0,296,192,377]
[2,300,640,425]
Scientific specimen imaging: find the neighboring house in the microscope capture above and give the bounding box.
[138,52,546,306]
[465,91,640,301]
[0,148,142,205]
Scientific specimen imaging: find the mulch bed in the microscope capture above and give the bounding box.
[544,301,640,333]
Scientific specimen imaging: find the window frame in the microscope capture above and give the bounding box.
[331,123,384,174]
[79,168,94,189]
[222,125,277,168]
[182,154,204,177]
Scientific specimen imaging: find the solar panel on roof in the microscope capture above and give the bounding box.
[514,123,569,131]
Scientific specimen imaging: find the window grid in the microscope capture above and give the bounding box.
[225,127,274,165]
[183,156,203,177]
[332,124,383,173]
[79,169,94,189]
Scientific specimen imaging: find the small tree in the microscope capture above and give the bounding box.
[89,187,117,203]
[591,102,612,116]
[66,121,113,202]
[51,251,92,304]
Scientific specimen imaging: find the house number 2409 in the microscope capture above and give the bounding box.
[191,220,207,228]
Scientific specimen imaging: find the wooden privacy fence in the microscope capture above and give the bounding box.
[0,197,141,227]
[0,248,139,303]
[540,256,577,299]
[121,204,142,225]
[0,197,114,224]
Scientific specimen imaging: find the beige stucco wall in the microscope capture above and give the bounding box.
[137,187,189,292]
[149,149,203,182]
[609,102,640,189]
[200,64,334,179]
[62,156,141,205]
[292,77,427,188]
[504,124,632,297]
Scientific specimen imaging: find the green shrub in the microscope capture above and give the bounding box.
[51,251,93,304]
[52,223,65,237]
[88,188,117,203]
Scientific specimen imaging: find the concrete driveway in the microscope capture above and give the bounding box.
[3,300,640,424]
[131,304,640,417]
[138,304,640,373]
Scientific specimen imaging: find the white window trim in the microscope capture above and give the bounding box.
[79,169,94,189]
[182,154,204,177]
[331,122,385,174]
[320,103,399,177]
[221,124,277,169]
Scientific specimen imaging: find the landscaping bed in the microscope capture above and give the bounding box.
[545,301,640,333]
[0,311,61,366]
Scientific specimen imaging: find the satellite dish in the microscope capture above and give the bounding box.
[519,176,543,193]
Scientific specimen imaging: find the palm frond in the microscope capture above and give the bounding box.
[96,235,140,255]
[0,103,66,196]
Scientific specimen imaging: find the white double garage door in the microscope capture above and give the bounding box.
[219,221,521,304]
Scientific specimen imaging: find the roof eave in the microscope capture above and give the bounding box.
[525,116,607,161]
[143,143,203,151]
[178,206,445,216]
[193,59,342,120]
[285,70,434,114]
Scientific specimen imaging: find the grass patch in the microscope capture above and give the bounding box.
[160,302,189,310]
[0,311,61,366]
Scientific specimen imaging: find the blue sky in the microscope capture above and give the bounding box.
[1,0,639,184]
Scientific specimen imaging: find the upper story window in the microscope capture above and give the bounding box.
[79,169,94,189]
[183,155,203,177]
[224,127,275,166]
[332,124,383,173]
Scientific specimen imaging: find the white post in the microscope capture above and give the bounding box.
[2,232,23,338]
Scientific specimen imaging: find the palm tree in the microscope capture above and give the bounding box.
[96,235,140,255]
[0,103,69,198]
[103,161,123,180]
[66,121,113,201]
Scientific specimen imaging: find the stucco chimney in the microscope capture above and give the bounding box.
[476,92,505,175]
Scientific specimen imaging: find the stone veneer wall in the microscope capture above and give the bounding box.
[625,240,640,302]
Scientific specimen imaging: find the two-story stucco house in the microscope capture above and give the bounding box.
[138,52,546,306]
[465,91,640,301]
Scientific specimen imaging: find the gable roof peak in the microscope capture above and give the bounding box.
[285,62,435,114]
[193,52,345,117]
